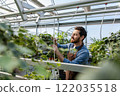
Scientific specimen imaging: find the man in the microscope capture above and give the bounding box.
[52,26,89,80]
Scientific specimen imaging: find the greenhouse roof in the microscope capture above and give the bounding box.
[0,0,120,28]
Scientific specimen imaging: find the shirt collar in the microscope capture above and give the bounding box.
[71,43,83,49]
[75,46,81,50]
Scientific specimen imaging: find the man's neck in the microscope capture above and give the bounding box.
[74,41,83,47]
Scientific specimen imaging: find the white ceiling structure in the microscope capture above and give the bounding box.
[0,0,119,28]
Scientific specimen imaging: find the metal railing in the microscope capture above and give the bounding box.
[0,58,100,80]
[0,71,27,80]
[21,58,100,79]
[21,58,100,73]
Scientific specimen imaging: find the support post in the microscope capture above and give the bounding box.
[14,0,27,21]
[85,15,88,47]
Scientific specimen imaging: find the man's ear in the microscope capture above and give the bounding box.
[80,35,84,41]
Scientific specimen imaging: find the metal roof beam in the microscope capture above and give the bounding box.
[30,0,55,15]
[0,6,14,12]
[1,2,15,6]
[7,8,120,23]
[21,2,45,17]
[14,0,27,21]
[0,0,119,18]
[7,5,119,22]
[30,0,44,7]
[11,18,120,28]
[26,8,120,20]
[8,12,120,23]
[57,6,119,15]
[24,0,119,14]
[49,0,120,12]
[22,2,35,9]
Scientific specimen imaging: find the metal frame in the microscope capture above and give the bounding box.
[21,58,100,73]
[11,18,120,28]
[0,6,14,12]
[29,8,120,20]
[30,0,55,15]
[0,0,120,80]
[14,0,27,21]
[0,0,119,30]
[0,0,119,18]
[1,8,120,23]
[24,0,119,14]
[0,71,27,80]
[7,5,119,23]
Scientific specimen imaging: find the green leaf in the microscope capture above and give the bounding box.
[41,55,48,60]
[46,46,54,50]
[18,60,27,69]
[32,58,38,62]
[56,63,61,67]
[16,45,33,55]
[38,49,43,54]
[18,33,24,37]
[46,62,56,67]
[0,44,7,52]
[0,23,9,31]
[0,56,20,72]
[34,64,50,79]
[39,39,47,45]
[18,27,28,33]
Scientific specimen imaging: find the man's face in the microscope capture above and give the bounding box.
[71,30,81,43]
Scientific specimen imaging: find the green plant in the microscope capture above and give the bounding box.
[89,30,120,65]
[0,24,31,75]
[77,53,120,80]
[0,24,53,80]
[39,32,70,59]
[39,33,53,45]
[56,31,70,44]
[55,31,70,58]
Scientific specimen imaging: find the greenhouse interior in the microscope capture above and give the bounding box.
[0,0,120,80]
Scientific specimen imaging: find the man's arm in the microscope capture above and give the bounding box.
[52,44,89,64]
[53,38,69,49]
[57,43,69,49]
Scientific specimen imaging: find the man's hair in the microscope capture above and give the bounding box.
[75,26,87,40]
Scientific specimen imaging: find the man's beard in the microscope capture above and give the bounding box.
[71,37,80,43]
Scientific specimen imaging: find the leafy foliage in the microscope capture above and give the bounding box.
[0,24,52,80]
[0,23,70,80]
[56,31,70,44]
[39,34,53,45]
[0,24,31,75]
[89,30,120,65]
[55,31,70,58]
[77,54,120,80]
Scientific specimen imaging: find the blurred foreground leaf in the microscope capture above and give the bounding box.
[34,64,51,79]
[77,55,120,80]
[0,56,20,72]
[16,45,33,55]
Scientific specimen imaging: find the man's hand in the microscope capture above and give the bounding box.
[51,44,64,62]
[51,44,58,52]
[51,37,57,45]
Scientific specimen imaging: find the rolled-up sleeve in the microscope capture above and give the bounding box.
[57,43,69,49]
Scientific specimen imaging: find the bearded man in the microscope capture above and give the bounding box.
[52,26,89,80]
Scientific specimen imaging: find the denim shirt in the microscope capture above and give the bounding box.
[57,43,89,65]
